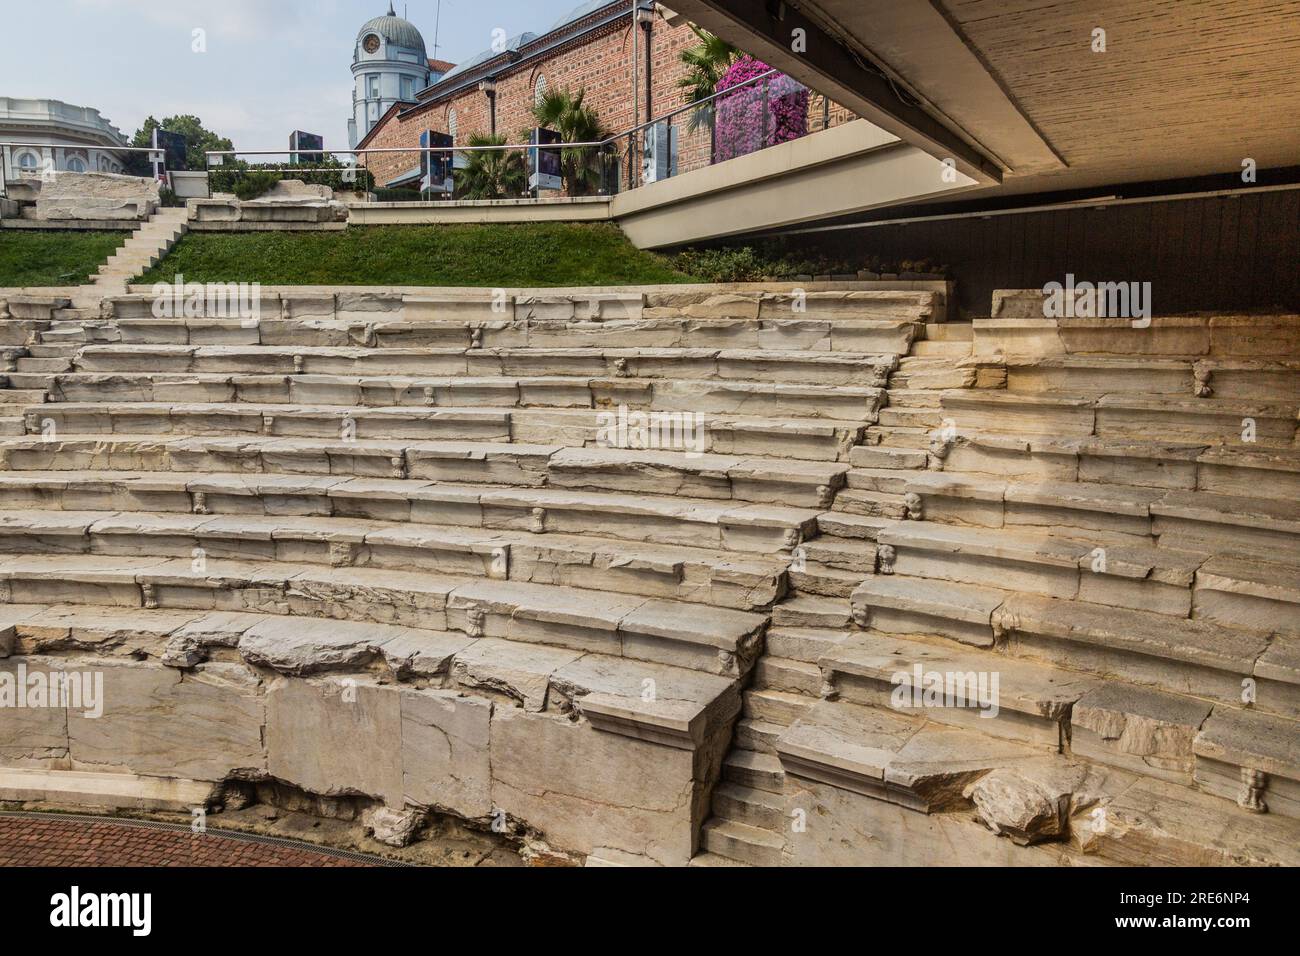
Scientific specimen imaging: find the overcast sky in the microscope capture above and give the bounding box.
[7,0,583,154]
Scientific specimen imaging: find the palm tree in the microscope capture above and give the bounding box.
[677,25,739,133]
[531,87,612,197]
[455,133,526,200]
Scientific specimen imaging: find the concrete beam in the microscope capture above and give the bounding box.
[612,121,979,247]
[667,0,1004,185]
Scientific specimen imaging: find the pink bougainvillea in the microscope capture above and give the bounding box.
[713,56,810,163]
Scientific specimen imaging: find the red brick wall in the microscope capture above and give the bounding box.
[358,9,853,192]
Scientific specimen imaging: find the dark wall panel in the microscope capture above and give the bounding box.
[822,189,1300,316]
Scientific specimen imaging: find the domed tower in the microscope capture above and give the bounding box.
[348,4,438,148]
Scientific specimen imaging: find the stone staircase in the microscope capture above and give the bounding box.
[0,285,935,865]
[86,206,189,295]
[694,297,1300,866]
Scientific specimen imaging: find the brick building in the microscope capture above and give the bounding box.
[354,1,853,193]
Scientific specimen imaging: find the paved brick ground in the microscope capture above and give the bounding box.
[0,817,381,867]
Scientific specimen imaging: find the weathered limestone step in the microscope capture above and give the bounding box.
[799,537,878,575]
[1194,555,1300,638]
[876,407,944,429]
[764,626,849,665]
[820,631,1096,748]
[848,444,928,470]
[722,749,786,793]
[864,425,931,451]
[78,313,917,354]
[775,697,1040,813]
[832,488,908,519]
[0,555,767,677]
[877,521,1208,616]
[743,687,814,726]
[712,781,785,830]
[0,768,214,813]
[0,471,819,556]
[0,602,739,750]
[1006,356,1300,403]
[701,817,784,866]
[15,357,72,373]
[997,592,1289,715]
[852,575,1006,648]
[1069,683,1212,787]
[0,434,848,507]
[17,400,868,461]
[753,656,824,696]
[923,322,973,342]
[907,471,1300,561]
[0,509,788,611]
[789,560,869,598]
[941,389,1298,446]
[770,594,854,629]
[1193,707,1300,819]
[878,388,943,409]
[1075,774,1300,866]
[910,340,971,358]
[733,717,784,753]
[70,344,898,386]
[0,417,24,437]
[34,371,886,422]
[814,510,896,541]
[939,431,1300,501]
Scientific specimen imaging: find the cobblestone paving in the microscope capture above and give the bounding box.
[0,817,382,867]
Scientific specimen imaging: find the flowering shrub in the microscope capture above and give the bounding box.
[713,56,809,163]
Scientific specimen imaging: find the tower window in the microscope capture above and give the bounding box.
[368,75,380,99]
[402,76,414,100]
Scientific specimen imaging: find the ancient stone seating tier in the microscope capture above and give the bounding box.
[0,287,933,865]
[692,295,1298,867]
[2,285,1296,867]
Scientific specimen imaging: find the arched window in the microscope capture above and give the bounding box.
[447,109,457,142]
[534,74,548,107]
[99,155,112,171]
[16,152,39,170]
[66,156,87,172]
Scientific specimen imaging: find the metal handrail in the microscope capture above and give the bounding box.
[203,66,786,163]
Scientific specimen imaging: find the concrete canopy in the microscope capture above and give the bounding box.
[665,0,1300,198]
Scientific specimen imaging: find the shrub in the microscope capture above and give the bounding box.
[210,162,373,196]
[230,171,281,201]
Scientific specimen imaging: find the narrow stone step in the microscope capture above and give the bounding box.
[722,749,786,793]
[687,851,750,867]
[733,717,784,753]
[743,688,815,726]
[832,488,907,519]
[753,656,824,696]
[770,594,853,629]
[764,626,849,665]
[712,781,785,830]
[789,561,867,598]
[820,630,1096,749]
[848,445,928,470]
[701,817,784,866]
[1193,707,1300,819]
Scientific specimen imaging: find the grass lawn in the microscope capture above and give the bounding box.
[138,223,699,287]
[0,230,127,287]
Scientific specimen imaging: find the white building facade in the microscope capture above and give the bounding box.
[0,97,129,180]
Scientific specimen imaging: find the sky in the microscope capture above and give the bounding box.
[6,0,584,154]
